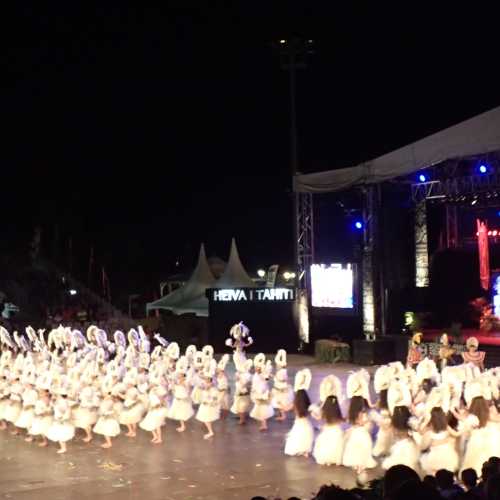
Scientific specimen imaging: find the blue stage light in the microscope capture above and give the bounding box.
[354,221,363,230]
[479,164,488,174]
[418,174,427,182]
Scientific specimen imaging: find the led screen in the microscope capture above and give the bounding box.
[311,263,354,309]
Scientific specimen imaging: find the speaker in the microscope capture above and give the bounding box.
[353,338,396,366]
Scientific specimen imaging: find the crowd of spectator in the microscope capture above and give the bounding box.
[250,456,500,500]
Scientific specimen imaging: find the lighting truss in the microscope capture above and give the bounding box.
[296,192,314,290]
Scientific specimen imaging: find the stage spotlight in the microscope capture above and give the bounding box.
[488,231,492,236]
[493,230,498,236]
[418,173,427,182]
[257,269,266,278]
[479,164,488,174]
[354,221,363,230]
[471,198,478,206]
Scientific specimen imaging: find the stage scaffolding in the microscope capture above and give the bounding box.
[294,153,500,339]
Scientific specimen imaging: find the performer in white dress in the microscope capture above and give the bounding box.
[73,385,99,443]
[272,350,294,421]
[284,369,314,457]
[250,354,274,431]
[216,354,230,419]
[15,371,38,441]
[460,380,500,475]
[196,359,220,439]
[312,375,344,466]
[139,382,168,444]
[381,380,419,471]
[168,356,194,432]
[93,383,121,448]
[46,385,75,454]
[230,357,253,425]
[120,378,146,438]
[342,370,377,473]
[5,372,23,432]
[419,386,460,475]
[225,322,253,368]
[190,351,204,406]
[28,388,52,447]
[372,365,393,457]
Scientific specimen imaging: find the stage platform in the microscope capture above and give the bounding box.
[0,356,381,500]
[423,329,500,367]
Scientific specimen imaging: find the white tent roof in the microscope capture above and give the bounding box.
[146,244,215,316]
[212,238,256,289]
[294,106,500,193]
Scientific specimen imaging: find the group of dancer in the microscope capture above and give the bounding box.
[284,334,500,478]
[0,321,297,453]
[1,321,499,480]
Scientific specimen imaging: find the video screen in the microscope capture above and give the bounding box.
[310,263,354,309]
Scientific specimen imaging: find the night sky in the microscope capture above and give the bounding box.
[5,5,499,303]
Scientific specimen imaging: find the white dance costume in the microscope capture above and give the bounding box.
[313,424,344,466]
[93,398,121,437]
[382,432,419,471]
[15,387,38,429]
[139,391,168,431]
[29,398,53,436]
[230,372,251,415]
[196,385,220,423]
[168,383,194,422]
[284,416,315,456]
[342,416,377,470]
[46,398,75,443]
[420,430,459,474]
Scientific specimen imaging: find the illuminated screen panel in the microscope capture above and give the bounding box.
[311,263,354,309]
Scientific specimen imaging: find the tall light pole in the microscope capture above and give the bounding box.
[275,37,314,350]
[275,37,314,289]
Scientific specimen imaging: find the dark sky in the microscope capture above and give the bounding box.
[4,4,499,300]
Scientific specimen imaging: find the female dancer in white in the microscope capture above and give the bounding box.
[250,354,274,431]
[272,350,294,421]
[284,369,314,457]
[168,356,194,432]
[195,359,220,439]
[312,375,344,466]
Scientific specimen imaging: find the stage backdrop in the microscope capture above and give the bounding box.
[206,287,298,353]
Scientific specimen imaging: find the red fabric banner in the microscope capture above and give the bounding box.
[477,219,490,290]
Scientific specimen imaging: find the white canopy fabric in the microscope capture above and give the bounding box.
[146,244,215,316]
[294,106,500,194]
[213,238,256,289]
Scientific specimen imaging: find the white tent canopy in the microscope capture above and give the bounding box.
[146,244,215,317]
[213,238,256,289]
[294,106,500,194]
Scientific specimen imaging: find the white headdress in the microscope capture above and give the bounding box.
[86,325,99,344]
[202,358,217,379]
[217,354,230,371]
[253,353,266,371]
[346,369,370,400]
[294,368,312,392]
[166,342,180,360]
[426,385,451,414]
[387,380,412,415]
[202,345,214,360]
[466,336,479,349]
[194,351,205,368]
[175,356,189,375]
[416,358,439,383]
[374,365,391,393]
[319,374,343,403]
[274,349,287,368]
[114,331,126,348]
[127,329,140,349]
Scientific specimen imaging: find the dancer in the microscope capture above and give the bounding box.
[312,375,344,466]
[250,354,274,431]
[372,364,393,457]
[139,380,168,444]
[419,386,460,475]
[93,380,121,449]
[381,379,419,471]
[195,359,220,439]
[225,322,253,368]
[120,370,145,438]
[342,370,377,474]
[284,369,314,457]
[168,356,194,432]
[216,354,230,420]
[272,349,294,421]
[230,357,252,425]
[407,332,423,368]
[46,383,75,454]
[15,369,38,441]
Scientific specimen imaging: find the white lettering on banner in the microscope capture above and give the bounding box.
[213,289,248,301]
[212,288,295,302]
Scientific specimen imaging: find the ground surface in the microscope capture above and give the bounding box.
[0,356,381,500]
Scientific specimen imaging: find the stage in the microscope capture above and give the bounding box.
[422,329,500,367]
[0,356,381,500]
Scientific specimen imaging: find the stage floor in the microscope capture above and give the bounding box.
[0,356,381,500]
